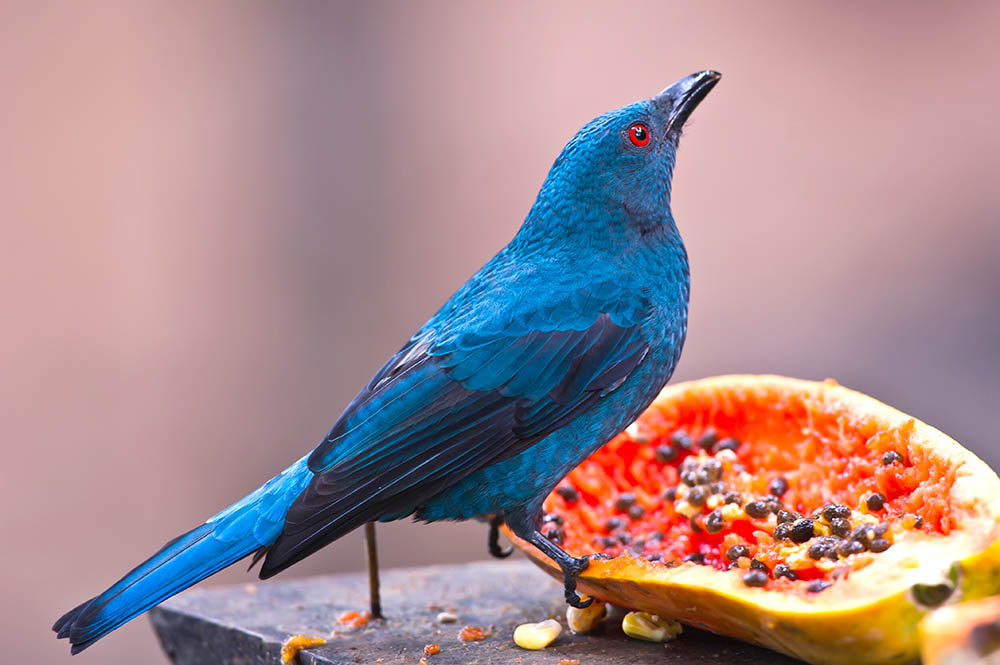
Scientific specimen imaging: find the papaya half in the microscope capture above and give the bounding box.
[503,375,1000,665]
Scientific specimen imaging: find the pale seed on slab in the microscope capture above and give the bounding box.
[513,619,562,650]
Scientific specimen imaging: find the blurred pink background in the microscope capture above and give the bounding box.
[2,3,999,664]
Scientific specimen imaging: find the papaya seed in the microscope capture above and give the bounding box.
[743,570,768,587]
[881,450,904,466]
[727,544,750,562]
[865,492,886,511]
[744,500,770,519]
[670,429,693,450]
[769,476,789,497]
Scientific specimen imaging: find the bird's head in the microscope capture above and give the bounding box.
[522,70,720,244]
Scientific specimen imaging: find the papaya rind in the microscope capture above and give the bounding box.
[504,375,1000,665]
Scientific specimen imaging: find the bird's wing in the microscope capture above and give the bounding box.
[259,287,652,576]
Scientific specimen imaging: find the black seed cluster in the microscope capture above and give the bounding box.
[582,426,911,590]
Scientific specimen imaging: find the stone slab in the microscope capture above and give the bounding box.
[150,560,804,664]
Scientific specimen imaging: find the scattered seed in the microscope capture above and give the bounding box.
[543,513,564,525]
[807,580,832,593]
[555,485,579,502]
[617,531,631,545]
[866,492,886,511]
[768,477,789,497]
[595,535,617,550]
[687,486,707,507]
[646,530,664,543]
[727,545,750,562]
[627,504,645,520]
[437,611,459,624]
[662,487,678,502]
[704,510,724,534]
[605,517,624,531]
[546,526,564,544]
[773,563,796,580]
[724,492,743,506]
[742,570,768,587]
[713,437,741,454]
[744,500,770,519]
[670,429,694,450]
[698,428,718,450]
[881,450,904,466]
[566,597,606,634]
[703,458,723,482]
[689,516,703,534]
[869,538,891,553]
[655,444,678,463]
[621,611,683,642]
[822,504,851,521]
[614,493,636,511]
[683,552,706,564]
[513,619,560,649]
[680,470,698,487]
[750,558,768,571]
[765,498,784,514]
[646,553,663,562]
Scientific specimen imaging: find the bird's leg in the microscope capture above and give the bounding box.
[505,510,592,608]
[487,514,513,558]
[363,522,383,619]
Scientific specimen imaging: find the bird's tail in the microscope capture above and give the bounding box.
[53,455,313,654]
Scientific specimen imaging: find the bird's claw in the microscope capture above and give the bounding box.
[488,516,513,558]
[560,554,592,608]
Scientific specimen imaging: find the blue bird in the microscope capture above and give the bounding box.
[54,70,720,653]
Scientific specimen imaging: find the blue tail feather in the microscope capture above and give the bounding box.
[53,455,312,653]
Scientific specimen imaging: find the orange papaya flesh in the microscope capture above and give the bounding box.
[919,595,1000,665]
[504,375,1000,665]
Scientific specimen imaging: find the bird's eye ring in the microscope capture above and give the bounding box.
[627,123,650,147]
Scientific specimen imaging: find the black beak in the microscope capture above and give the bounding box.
[654,70,721,135]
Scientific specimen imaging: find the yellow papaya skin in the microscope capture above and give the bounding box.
[505,375,1000,665]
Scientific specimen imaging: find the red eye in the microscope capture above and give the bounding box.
[628,123,650,147]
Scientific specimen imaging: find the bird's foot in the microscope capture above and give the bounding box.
[557,554,592,608]
[487,515,513,559]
